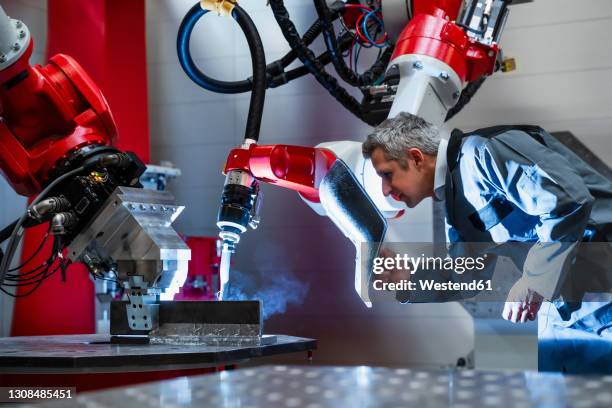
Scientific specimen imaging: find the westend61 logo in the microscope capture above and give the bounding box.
[372,253,487,275]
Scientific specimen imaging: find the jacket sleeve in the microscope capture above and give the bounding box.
[472,132,594,299]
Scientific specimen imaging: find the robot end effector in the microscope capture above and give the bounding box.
[0,6,190,303]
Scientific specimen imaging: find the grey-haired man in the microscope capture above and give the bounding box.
[362,113,611,338]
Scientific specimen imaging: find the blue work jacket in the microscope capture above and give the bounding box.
[444,126,612,303]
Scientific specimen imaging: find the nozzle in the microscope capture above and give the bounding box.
[216,168,262,299]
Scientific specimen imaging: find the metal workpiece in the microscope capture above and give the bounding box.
[68,186,191,300]
[110,300,270,346]
[27,365,612,408]
[0,336,316,374]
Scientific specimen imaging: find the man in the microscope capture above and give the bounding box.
[362,112,612,371]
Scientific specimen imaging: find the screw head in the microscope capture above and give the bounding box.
[13,43,20,51]
[452,92,460,99]
[18,30,26,39]
[412,61,424,70]
[0,55,6,63]
[15,21,23,29]
[439,72,450,81]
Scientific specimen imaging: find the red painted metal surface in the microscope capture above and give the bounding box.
[175,237,221,300]
[104,0,150,163]
[412,0,464,21]
[10,0,150,337]
[224,144,336,201]
[391,6,498,83]
[0,48,116,196]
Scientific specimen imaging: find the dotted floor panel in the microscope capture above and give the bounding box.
[23,365,612,408]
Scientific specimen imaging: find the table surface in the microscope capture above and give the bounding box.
[21,364,612,408]
[0,334,316,373]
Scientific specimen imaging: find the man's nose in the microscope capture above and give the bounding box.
[382,179,392,196]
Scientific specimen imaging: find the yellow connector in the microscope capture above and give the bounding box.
[200,0,237,17]
[501,57,517,73]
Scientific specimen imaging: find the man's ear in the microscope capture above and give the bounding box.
[406,148,425,168]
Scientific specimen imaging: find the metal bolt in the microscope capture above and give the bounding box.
[18,30,25,39]
[452,92,460,99]
[412,61,423,70]
[140,204,147,210]
[13,43,20,51]
[15,21,23,29]
[439,72,450,81]
[128,204,135,210]
[161,206,167,212]
[0,55,6,63]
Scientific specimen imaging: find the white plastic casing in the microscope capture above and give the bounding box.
[388,54,463,125]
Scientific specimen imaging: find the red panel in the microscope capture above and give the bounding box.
[390,12,498,83]
[10,221,95,336]
[391,13,469,81]
[175,237,221,300]
[11,1,150,336]
[104,0,150,162]
[412,0,464,21]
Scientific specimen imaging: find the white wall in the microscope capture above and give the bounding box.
[146,0,612,367]
[0,0,47,337]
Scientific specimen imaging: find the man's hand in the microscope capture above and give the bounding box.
[503,278,544,323]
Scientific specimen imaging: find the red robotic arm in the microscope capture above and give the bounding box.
[0,33,116,196]
[223,142,337,202]
[0,6,146,279]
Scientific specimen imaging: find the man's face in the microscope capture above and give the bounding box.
[370,147,435,208]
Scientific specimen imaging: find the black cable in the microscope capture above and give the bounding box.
[269,0,378,126]
[0,166,85,288]
[270,31,355,87]
[177,4,266,142]
[232,5,267,142]
[279,19,324,68]
[5,263,48,281]
[3,265,51,284]
[0,219,18,244]
[313,0,383,87]
[178,4,252,93]
[0,263,61,297]
[445,77,487,122]
[7,226,50,273]
[4,236,57,283]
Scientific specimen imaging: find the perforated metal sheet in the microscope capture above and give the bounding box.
[24,365,612,408]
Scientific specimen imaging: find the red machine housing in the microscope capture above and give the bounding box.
[0,38,116,196]
[175,237,222,301]
[392,2,498,83]
[224,143,337,202]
